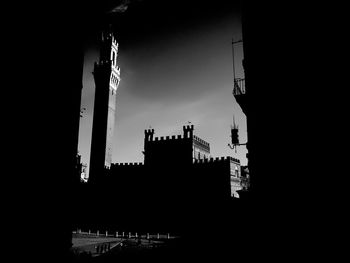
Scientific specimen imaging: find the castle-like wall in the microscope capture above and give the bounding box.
[111,162,143,167]
[85,126,240,233]
[192,156,239,201]
[144,126,212,165]
[144,130,193,167]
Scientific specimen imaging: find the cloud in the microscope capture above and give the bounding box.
[108,0,131,13]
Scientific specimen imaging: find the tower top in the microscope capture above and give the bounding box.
[98,27,119,63]
[101,30,119,48]
[96,27,121,92]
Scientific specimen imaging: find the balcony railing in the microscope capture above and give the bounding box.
[233,78,245,95]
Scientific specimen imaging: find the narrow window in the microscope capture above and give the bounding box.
[112,52,115,66]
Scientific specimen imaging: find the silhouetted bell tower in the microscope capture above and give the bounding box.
[89,28,120,184]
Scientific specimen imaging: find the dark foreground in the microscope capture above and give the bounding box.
[69,233,241,262]
[70,237,191,262]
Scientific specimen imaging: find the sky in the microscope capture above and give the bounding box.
[78,0,247,175]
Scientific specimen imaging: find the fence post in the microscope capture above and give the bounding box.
[157,233,160,239]
[147,233,149,239]
[106,231,108,237]
[128,232,131,238]
[167,233,170,239]
[97,230,99,236]
[116,231,118,238]
[88,230,91,235]
[122,231,124,238]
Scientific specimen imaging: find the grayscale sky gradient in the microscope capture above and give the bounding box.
[78,1,246,175]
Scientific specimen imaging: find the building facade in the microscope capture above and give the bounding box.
[193,134,210,160]
[80,163,88,183]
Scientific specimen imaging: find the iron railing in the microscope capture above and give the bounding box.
[233,78,245,95]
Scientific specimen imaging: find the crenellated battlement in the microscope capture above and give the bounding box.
[145,129,155,134]
[183,125,194,138]
[94,60,112,68]
[98,29,120,76]
[183,125,194,131]
[193,135,210,148]
[101,31,119,46]
[144,125,211,145]
[112,37,118,49]
[143,125,213,153]
[228,156,240,163]
[144,129,155,142]
[193,156,240,164]
[152,134,189,142]
[111,162,143,167]
[145,128,193,143]
[101,31,113,42]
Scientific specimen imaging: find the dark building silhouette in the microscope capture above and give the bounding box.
[89,30,121,184]
[79,125,241,236]
[23,3,87,260]
[144,125,210,165]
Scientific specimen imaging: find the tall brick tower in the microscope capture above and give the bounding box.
[89,29,120,184]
